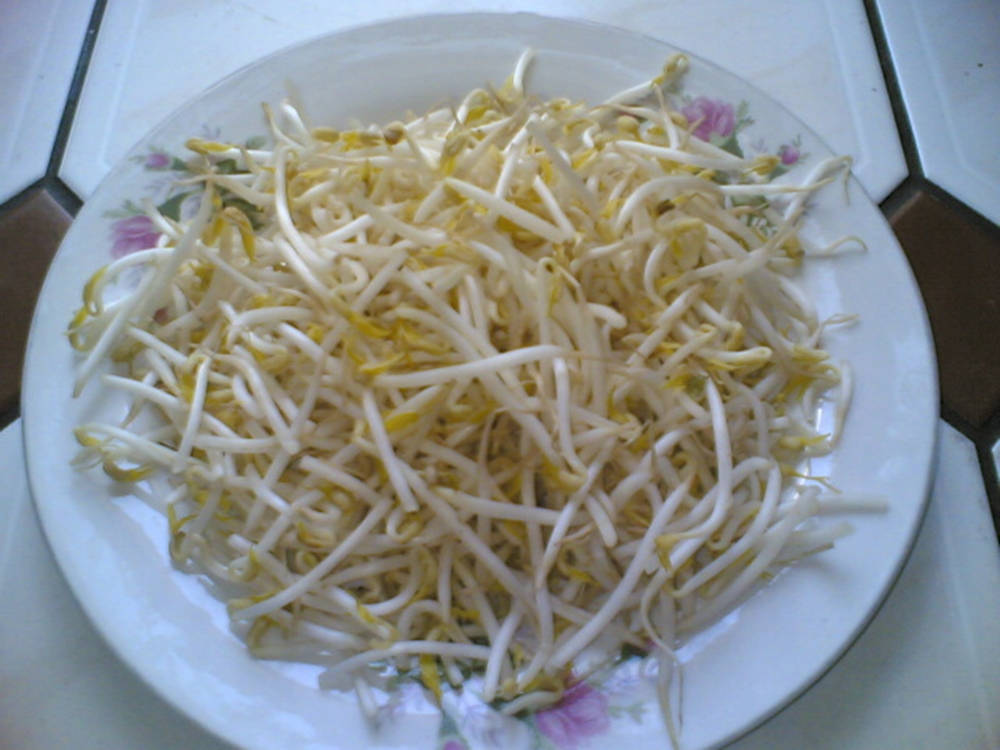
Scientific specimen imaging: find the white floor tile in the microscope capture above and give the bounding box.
[60,0,904,202]
[734,422,1000,750]
[875,0,1000,225]
[0,421,229,750]
[0,0,93,203]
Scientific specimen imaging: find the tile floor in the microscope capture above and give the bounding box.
[873,0,1000,227]
[889,187,1000,428]
[0,189,71,414]
[1,3,997,534]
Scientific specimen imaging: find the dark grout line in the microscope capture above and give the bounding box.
[0,177,50,216]
[942,401,1000,542]
[866,0,999,236]
[878,176,918,218]
[983,406,1000,446]
[46,0,109,181]
[0,1,107,430]
[0,402,20,433]
[46,177,84,218]
[863,0,923,180]
[866,2,1000,240]
[866,0,1000,540]
[975,441,1000,541]
[940,402,982,444]
[0,0,103,218]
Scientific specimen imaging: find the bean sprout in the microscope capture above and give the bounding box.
[68,50,876,741]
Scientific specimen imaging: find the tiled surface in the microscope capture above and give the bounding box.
[738,422,1000,750]
[0,189,71,414]
[1,3,999,749]
[0,422,229,750]
[873,0,1000,226]
[60,0,904,201]
[0,0,93,203]
[889,189,1000,427]
[4,416,997,749]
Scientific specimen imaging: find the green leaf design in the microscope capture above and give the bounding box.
[626,702,646,722]
[215,158,240,175]
[716,133,744,159]
[768,164,789,180]
[220,194,266,228]
[436,710,464,748]
[157,191,195,221]
[619,643,648,661]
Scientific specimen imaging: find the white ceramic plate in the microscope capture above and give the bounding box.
[22,13,937,750]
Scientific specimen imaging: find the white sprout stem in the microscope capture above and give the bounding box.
[374,344,563,389]
[525,118,598,212]
[319,214,374,244]
[174,355,212,468]
[482,603,524,702]
[445,177,570,243]
[273,146,325,269]
[680,495,819,632]
[511,48,534,95]
[76,422,193,467]
[362,389,419,512]
[352,194,447,247]
[499,691,562,715]
[73,268,159,395]
[402,467,535,612]
[233,498,392,621]
[614,176,717,234]
[549,477,693,669]
[616,139,750,170]
[437,487,562,524]
[673,462,781,597]
[317,641,492,689]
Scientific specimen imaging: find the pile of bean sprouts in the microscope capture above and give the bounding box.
[69,51,873,737]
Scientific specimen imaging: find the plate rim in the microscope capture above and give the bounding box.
[21,11,939,750]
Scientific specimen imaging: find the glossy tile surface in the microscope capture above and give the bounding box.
[889,189,1000,427]
[874,0,1000,225]
[1,3,998,748]
[60,0,904,201]
[738,422,1000,750]
[0,0,93,202]
[0,421,228,750]
[0,189,71,413]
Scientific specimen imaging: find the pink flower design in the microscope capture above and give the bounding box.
[442,741,466,750]
[778,143,801,165]
[145,151,170,169]
[681,97,736,141]
[535,682,610,749]
[111,214,160,258]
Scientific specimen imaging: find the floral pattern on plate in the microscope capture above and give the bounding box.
[97,83,808,750]
[104,89,805,264]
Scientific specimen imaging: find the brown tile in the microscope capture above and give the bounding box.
[888,190,1000,427]
[0,189,72,414]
